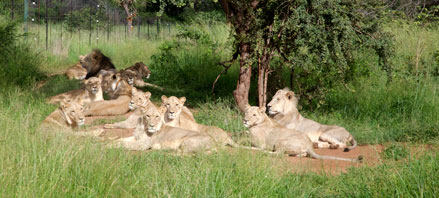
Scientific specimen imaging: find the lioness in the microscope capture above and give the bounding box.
[112,105,214,152]
[243,105,361,162]
[40,99,103,137]
[65,55,87,80]
[85,73,132,116]
[104,88,152,129]
[48,76,104,105]
[160,95,238,147]
[267,89,357,151]
[121,62,151,86]
[81,49,116,79]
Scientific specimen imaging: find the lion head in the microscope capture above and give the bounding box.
[129,87,151,110]
[140,105,163,133]
[120,69,137,85]
[266,88,298,116]
[83,76,102,95]
[134,62,151,79]
[161,95,186,120]
[243,105,267,128]
[59,99,85,126]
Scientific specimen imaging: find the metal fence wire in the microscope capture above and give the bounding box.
[5,0,177,51]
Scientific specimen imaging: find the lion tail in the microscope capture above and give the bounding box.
[343,136,357,152]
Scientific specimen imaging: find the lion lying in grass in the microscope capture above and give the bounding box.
[48,76,103,105]
[243,105,361,162]
[267,88,357,151]
[65,55,87,80]
[111,105,214,152]
[160,95,238,147]
[40,99,103,137]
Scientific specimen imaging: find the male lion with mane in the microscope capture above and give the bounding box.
[81,49,116,79]
[267,88,357,151]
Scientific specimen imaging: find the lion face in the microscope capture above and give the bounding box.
[129,88,151,110]
[161,95,186,120]
[267,89,298,115]
[83,76,102,95]
[80,50,101,71]
[121,69,137,85]
[136,62,151,79]
[60,99,85,126]
[243,106,267,128]
[141,105,163,133]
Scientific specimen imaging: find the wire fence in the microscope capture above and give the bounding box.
[5,0,179,52]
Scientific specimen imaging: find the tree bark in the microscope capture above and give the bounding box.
[122,2,133,34]
[233,43,252,112]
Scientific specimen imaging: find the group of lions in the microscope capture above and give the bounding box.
[41,49,361,162]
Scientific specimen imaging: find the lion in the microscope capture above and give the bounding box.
[40,99,103,137]
[121,62,151,86]
[47,75,104,105]
[243,105,361,162]
[81,49,116,79]
[65,55,87,80]
[84,72,132,116]
[111,105,214,152]
[267,89,357,151]
[160,95,238,147]
[104,88,152,129]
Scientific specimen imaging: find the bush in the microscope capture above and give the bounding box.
[0,15,45,88]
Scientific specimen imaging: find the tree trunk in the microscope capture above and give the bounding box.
[257,55,270,108]
[122,2,133,34]
[233,43,252,112]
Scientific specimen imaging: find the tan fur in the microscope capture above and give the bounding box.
[81,49,116,79]
[243,106,360,162]
[104,88,152,129]
[40,99,103,137]
[160,95,237,147]
[267,89,357,151]
[48,76,104,105]
[85,73,133,116]
[112,105,214,152]
[65,61,87,80]
[122,62,151,87]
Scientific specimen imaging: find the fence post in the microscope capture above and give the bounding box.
[107,7,110,41]
[89,3,92,46]
[168,23,170,35]
[96,4,100,45]
[156,18,160,39]
[11,0,14,19]
[147,22,150,39]
[45,0,48,50]
[137,17,140,38]
[24,0,28,32]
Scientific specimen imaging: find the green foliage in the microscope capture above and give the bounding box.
[64,7,109,32]
[0,16,45,88]
[382,144,409,161]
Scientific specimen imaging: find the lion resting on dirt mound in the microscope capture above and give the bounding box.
[81,49,116,79]
[40,99,103,137]
[85,72,132,116]
[48,76,103,105]
[243,105,361,162]
[111,105,214,152]
[160,95,238,147]
[65,55,87,80]
[267,88,357,151]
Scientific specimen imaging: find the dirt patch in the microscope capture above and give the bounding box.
[285,145,384,175]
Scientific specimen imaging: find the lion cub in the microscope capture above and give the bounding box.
[160,95,238,147]
[243,105,361,162]
[40,99,103,137]
[48,76,104,105]
[112,105,214,152]
[104,87,152,129]
[65,55,87,80]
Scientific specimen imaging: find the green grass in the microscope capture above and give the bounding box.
[1,15,439,196]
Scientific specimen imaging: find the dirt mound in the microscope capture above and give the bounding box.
[286,145,384,175]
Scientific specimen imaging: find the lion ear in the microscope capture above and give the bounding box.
[179,97,186,104]
[244,104,251,112]
[161,95,168,102]
[144,92,151,99]
[286,91,295,100]
[131,87,137,94]
[259,106,266,113]
[79,55,85,60]
[98,74,103,81]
